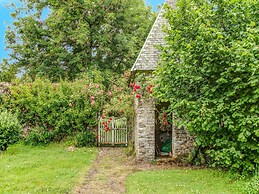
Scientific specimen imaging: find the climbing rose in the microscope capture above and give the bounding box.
[130,82,136,87]
[147,84,153,94]
[133,85,140,92]
[135,94,141,99]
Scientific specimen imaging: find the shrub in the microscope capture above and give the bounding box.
[1,78,102,145]
[24,127,54,146]
[74,131,96,147]
[154,0,259,174]
[1,71,133,145]
[0,110,22,151]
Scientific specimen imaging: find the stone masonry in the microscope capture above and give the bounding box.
[134,96,156,162]
[131,0,194,161]
[172,126,194,158]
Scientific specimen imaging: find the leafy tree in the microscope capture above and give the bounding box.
[5,0,155,81]
[154,0,259,174]
[0,59,18,82]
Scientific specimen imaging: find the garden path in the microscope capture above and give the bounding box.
[74,147,172,194]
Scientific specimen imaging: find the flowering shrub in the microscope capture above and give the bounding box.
[102,72,134,119]
[1,71,134,145]
[130,73,154,100]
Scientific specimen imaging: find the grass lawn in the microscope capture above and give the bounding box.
[0,144,97,194]
[126,169,246,194]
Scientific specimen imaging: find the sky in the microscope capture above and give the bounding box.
[0,0,165,63]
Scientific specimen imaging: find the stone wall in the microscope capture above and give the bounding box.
[134,96,156,162]
[172,126,194,158]
[132,0,194,162]
[134,94,194,161]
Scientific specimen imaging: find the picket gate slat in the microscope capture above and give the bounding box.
[97,117,128,146]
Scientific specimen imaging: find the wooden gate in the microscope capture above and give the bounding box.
[97,117,128,146]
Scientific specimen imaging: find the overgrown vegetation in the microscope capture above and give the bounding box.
[0,110,22,151]
[153,0,259,175]
[0,144,97,193]
[0,71,133,145]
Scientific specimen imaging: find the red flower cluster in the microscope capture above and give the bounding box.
[135,94,141,99]
[130,82,141,99]
[130,82,141,92]
[162,112,169,125]
[133,85,140,92]
[102,117,113,132]
[147,84,153,94]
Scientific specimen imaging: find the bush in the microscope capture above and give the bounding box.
[1,78,102,145]
[74,131,96,147]
[24,127,54,146]
[154,0,259,174]
[1,71,133,145]
[0,110,22,151]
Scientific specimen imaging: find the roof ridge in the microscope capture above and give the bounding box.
[131,0,176,72]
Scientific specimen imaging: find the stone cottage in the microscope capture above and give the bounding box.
[131,0,194,162]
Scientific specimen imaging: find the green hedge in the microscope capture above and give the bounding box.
[1,78,104,145]
[1,72,133,146]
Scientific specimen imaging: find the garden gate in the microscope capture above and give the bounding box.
[97,117,128,146]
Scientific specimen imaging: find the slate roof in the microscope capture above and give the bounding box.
[131,0,176,72]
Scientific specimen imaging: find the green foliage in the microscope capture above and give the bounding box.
[24,127,55,145]
[74,131,95,147]
[243,175,259,194]
[0,59,18,82]
[154,0,259,174]
[1,78,104,144]
[5,0,155,81]
[1,71,133,145]
[0,110,22,151]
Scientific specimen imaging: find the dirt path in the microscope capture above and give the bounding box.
[74,147,163,194]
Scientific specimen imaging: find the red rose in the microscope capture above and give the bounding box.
[135,94,141,99]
